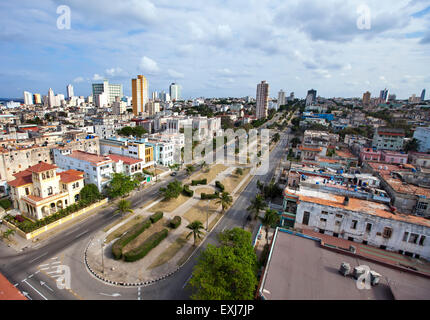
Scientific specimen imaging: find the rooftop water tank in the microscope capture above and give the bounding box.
[339,262,351,276]
[353,266,366,280]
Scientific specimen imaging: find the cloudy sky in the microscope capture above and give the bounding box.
[1,0,429,99]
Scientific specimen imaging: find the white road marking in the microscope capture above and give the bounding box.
[40,281,54,292]
[22,280,48,300]
[29,252,48,263]
[100,293,121,297]
[38,264,50,268]
[22,291,32,300]
[51,257,58,260]
[74,230,89,238]
[182,275,192,289]
[28,274,34,279]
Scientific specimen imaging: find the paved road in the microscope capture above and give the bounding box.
[0,113,291,300]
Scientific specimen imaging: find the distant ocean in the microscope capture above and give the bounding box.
[0,98,24,103]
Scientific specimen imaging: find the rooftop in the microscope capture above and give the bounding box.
[259,229,430,300]
[107,154,143,165]
[0,272,27,300]
[68,150,114,166]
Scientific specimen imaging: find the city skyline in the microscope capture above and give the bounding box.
[1,1,430,99]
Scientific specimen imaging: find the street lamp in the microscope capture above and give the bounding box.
[206,200,210,231]
[101,241,105,274]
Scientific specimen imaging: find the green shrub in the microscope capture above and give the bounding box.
[0,198,12,211]
[111,219,151,260]
[124,229,169,262]
[169,216,181,229]
[235,168,244,175]
[215,181,225,192]
[150,211,163,223]
[201,191,219,200]
[191,179,207,186]
[183,185,194,197]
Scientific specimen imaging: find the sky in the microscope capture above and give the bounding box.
[0,0,430,100]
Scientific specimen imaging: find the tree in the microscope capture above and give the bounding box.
[185,164,195,176]
[272,132,280,144]
[235,168,243,175]
[189,228,258,300]
[79,184,102,204]
[106,173,139,199]
[186,220,205,246]
[247,194,267,220]
[259,209,280,245]
[114,199,133,217]
[405,138,420,152]
[160,179,183,200]
[216,192,233,214]
[290,137,301,148]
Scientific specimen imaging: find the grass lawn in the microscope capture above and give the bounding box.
[105,215,146,244]
[221,167,251,193]
[183,199,219,224]
[148,232,188,269]
[190,164,227,184]
[123,218,168,253]
[176,237,203,266]
[148,194,190,213]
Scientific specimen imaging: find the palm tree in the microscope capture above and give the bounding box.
[259,209,280,245]
[216,192,233,214]
[186,220,205,246]
[114,199,133,217]
[247,194,267,220]
[2,229,15,240]
[185,164,195,176]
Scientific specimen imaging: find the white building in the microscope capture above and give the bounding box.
[23,91,33,105]
[277,90,286,109]
[169,83,181,101]
[67,84,74,100]
[53,149,115,192]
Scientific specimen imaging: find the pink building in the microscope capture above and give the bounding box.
[360,148,381,162]
[380,150,408,164]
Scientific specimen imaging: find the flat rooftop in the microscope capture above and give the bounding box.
[259,229,430,300]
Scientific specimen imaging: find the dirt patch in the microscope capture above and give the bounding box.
[194,187,216,195]
[221,167,251,193]
[148,232,188,269]
[191,164,227,183]
[183,199,219,224]
[122,218,168,253]
[148,194,190,213]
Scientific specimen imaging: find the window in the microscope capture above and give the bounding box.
[333,233,339,237]
[335,214,343,218]
[409,233,419,244]
[348,237,354,242]
[417,202,428,211]
[47,187,53,196]
[25,188,30,196]
[419,235,426,246]
[403,232,409,242]
[351,220,358,230]
[302,211,310,226]
[320,218,327,222]
[321,211,328,215]
[366,223,372,232]
[383,227,393,239]
[335,220,341,226]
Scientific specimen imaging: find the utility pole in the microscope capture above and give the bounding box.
[206,200,210,231]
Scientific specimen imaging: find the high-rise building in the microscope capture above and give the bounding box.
[388,94,396,101]
[147,100,160,116]
[305,89,317,106]
[132,75,149,115]
[169,83,181,101]
[256,81,269,119]
[362,91,371,105]
[421,89,426,101]
[33,94,41,104]
[92,80,123,105]
[152,91,159,100]
[277,90,286,108]
[379,88,389,102]
[95,92,108,108]
[48,88,57,107]
[67,84,74,100]
[23,91,33,105]
[289,92,295,101]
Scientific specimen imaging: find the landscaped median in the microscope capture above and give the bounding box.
[2,198,108,240]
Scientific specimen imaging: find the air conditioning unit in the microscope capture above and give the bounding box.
[370,271,381,286]
[353,266,366,280]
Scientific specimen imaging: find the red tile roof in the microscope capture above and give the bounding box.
[107,154,143,165]
[68,150,114,166]
[59,170,84,184]
[0,273,27,300]
[27,162,58,173]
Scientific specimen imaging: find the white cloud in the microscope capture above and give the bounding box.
[73,76,85,83]
[139,56,159,74]
[105,67,126,77]
[92,74,104,81]
[167,69,184,79]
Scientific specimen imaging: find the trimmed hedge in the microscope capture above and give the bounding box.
[170,216,181,229]
[124,229,169,262]
[183,184,194,197]
[215,181,225,192]
[201,191,220,200]
[0,198,12,211]
[191,179,207,186]
[112,219,151,260]
[150,211,163,223]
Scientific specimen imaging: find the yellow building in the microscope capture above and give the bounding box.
[132,75,148,116]
[8,163,84,220]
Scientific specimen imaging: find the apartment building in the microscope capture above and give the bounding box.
[372,127,405,151]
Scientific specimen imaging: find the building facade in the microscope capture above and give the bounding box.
[256,81,269,119]
[132,75,149,116]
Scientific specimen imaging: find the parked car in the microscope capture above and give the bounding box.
[170,172,177,177]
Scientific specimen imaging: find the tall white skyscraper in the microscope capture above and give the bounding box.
[169,83,181,101]
[277,90,286,108]
[48,88,55,107]
[23,91,33,105]
[152,91,159,100]
[256,81,269,119]
[67,84,74,99]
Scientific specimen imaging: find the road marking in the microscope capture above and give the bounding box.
[137,287,141,300]
[14,283,19,287]
[40,281,54,292]
[65,228,80,236]
[100,293,121,297]
[182,275,192,289]
[39,263,50,268]
[22,280,48,300]
[29,252,48,263]
[51,257,58,260]
[28,274,34,279]
[221,226,226,232]
[22,291,32,300]
[74,229,89,238]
